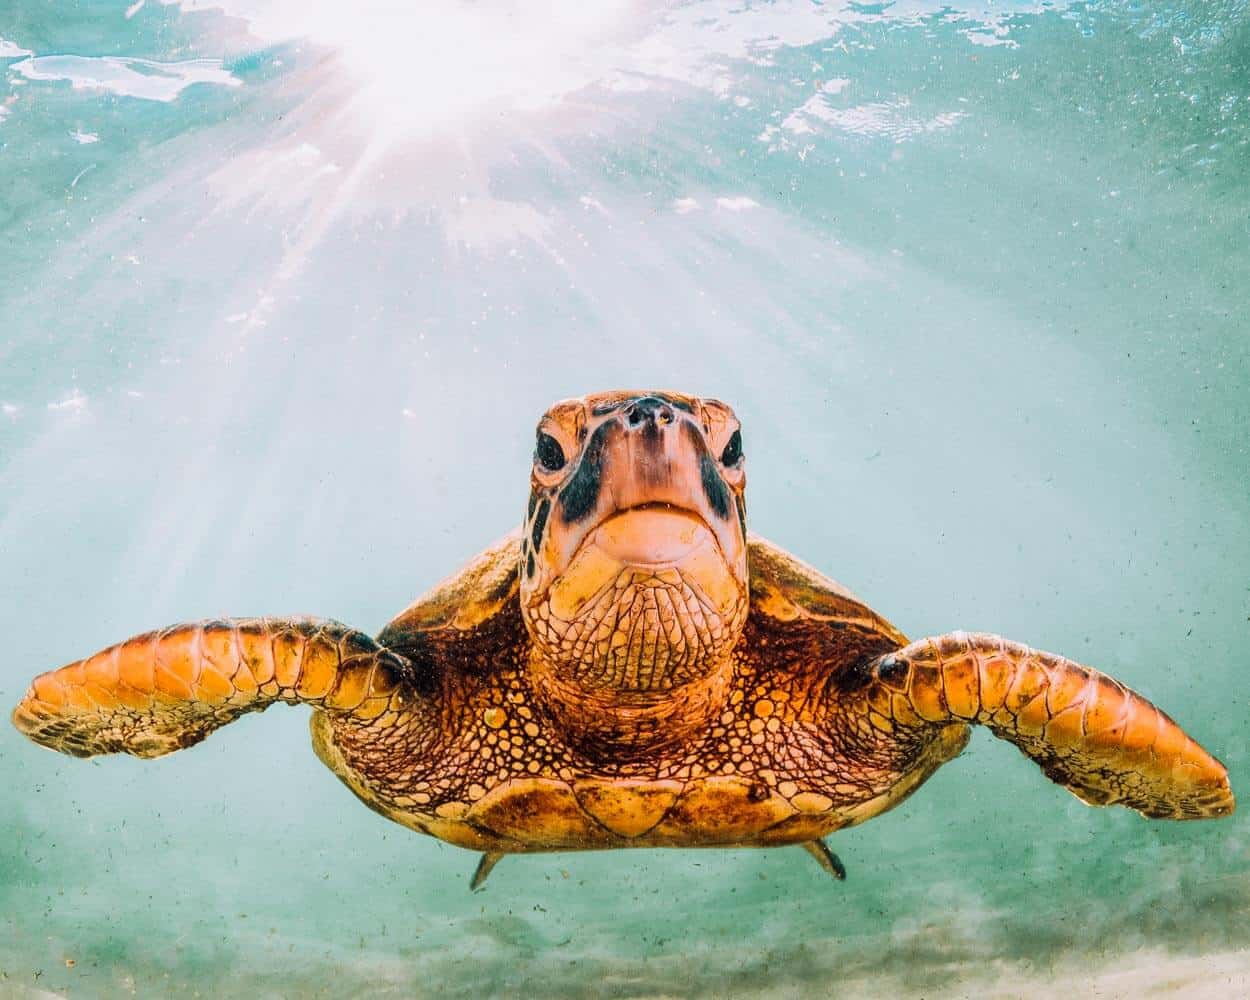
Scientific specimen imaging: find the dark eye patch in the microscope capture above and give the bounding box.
[531,498,551,553]
[560,421,611,522]
[720,430,743,466]
[683,421,732,521]
[699,450,732,520]
[535,432,566,471]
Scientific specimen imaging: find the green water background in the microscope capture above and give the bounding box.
[0,1,1247,995]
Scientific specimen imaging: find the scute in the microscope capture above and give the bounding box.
[465,778,593,848]
[379,531,522,643]
[572,778,683,837]
[747,534,907,644]
[653,776,798,845]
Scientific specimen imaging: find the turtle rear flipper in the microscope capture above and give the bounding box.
[11,618,408,759]
[470,852,506,891]
[801,840,847,880]
[853,632,1234,820]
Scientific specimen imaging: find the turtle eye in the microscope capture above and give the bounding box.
[720,430,743,467]
[535,431,566,472]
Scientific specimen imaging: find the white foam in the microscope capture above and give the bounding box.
[715,196,759,211]
[966,27,1020,48]
[783,95,966,142]
[0,37,31,59]
[12,55,240,102]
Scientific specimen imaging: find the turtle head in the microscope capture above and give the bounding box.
[519,391,749,719]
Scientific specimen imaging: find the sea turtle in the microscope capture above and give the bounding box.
[12,390,1234,889]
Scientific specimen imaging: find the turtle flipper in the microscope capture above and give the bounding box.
[857,632,1233,820]
[801,840,847,880]
[470,851,506,891]
[11,618,407,759]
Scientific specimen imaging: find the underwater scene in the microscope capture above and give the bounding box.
[1,1,1248,996]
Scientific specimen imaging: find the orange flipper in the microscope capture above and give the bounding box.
[866,631,1233,820]
[11,618,407,759]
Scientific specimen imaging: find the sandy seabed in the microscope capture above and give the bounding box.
[851,950,1250,1000]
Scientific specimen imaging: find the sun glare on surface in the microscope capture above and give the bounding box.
[183,0,645,137]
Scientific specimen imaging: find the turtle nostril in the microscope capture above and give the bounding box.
[623,397,674,430]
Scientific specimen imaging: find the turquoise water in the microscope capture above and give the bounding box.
[1,1,1248,995]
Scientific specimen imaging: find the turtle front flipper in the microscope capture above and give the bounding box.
[852,632,1233,820]
[11,618,408,759]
